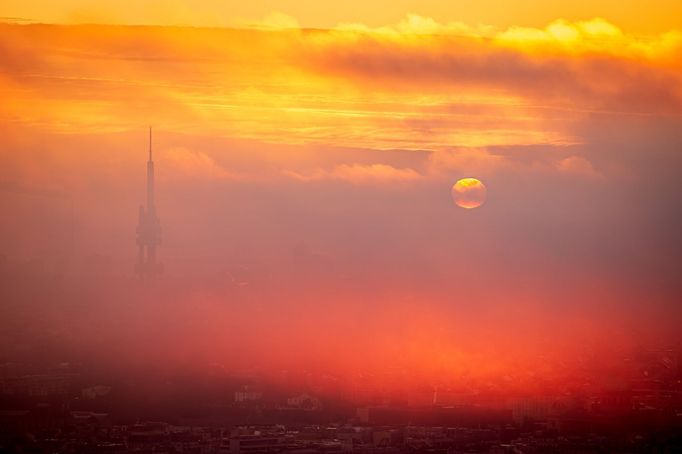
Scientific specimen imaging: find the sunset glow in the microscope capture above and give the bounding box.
[1,1,681,424]
[452,178,487,209]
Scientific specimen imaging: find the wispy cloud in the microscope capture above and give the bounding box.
[1,17,680,153]
[284,163,422,185]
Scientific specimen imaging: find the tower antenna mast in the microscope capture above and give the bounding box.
[136,126,162,282]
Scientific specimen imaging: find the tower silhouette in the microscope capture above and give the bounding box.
[135,128,162,281]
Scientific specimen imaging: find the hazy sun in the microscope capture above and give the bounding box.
[452,178,487,209]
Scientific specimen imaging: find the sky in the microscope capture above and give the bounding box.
[0,1,681,381]
[2,0,682,33]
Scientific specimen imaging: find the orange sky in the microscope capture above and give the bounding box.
[1,17,680,148]
[2,0,682,34]
[1,4,681,378]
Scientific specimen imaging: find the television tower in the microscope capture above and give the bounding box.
[135,127,162,281]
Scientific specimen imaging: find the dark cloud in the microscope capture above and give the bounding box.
[302,36,682,115]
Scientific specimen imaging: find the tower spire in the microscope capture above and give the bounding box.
[146,128,155,213]
[137,126,162,282]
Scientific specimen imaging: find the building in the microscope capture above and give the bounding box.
[135,127,163,281]
[287,393,322,411]
[222,434,286,454]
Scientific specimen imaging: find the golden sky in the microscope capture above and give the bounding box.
[3,0,682,34]
[1,15,680,150]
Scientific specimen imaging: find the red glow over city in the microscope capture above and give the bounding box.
[1,2,681,452]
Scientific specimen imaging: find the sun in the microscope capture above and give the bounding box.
[452,178,487,209]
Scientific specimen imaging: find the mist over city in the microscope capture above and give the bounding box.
[1,1,682,452]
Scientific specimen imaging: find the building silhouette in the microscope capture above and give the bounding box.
[135,128,162,281]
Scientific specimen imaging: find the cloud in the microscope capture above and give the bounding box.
[301,17,682,116]
[336,13,494,37]
[284,163,422,185]
[163,147,241,181]
[426,147,604,181]
[556,155,603,180]
[1,19,680,153]
[428,148,510,176]
[332,15,682,61]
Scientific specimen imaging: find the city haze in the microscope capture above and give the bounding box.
[0,7,681,452]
